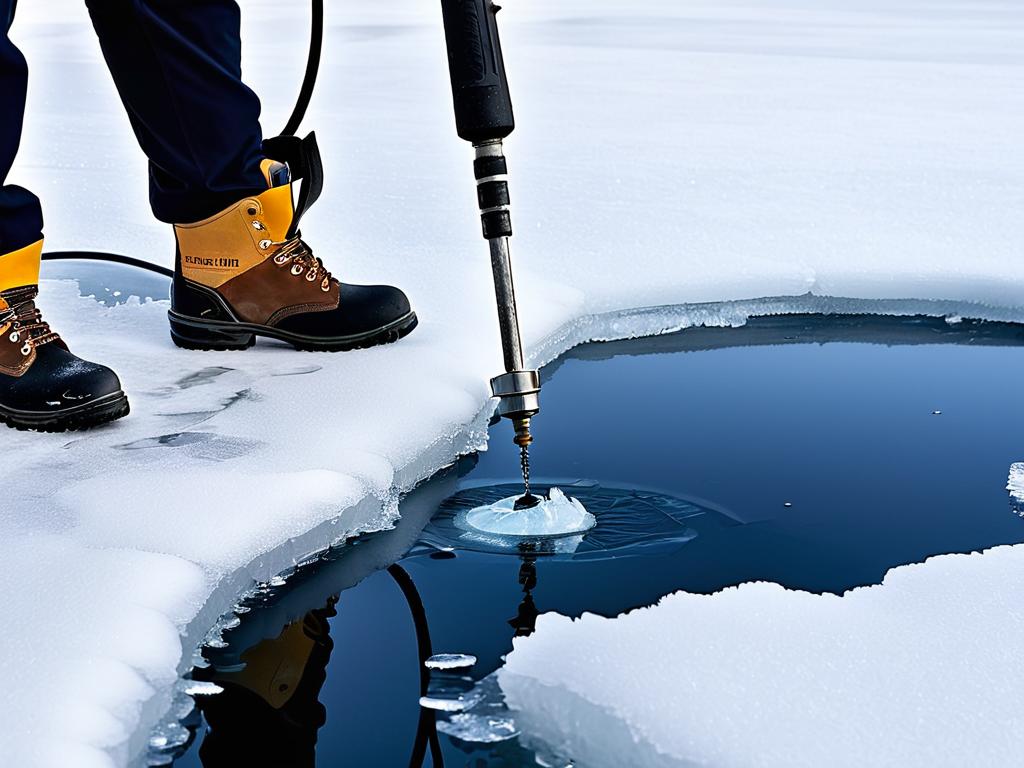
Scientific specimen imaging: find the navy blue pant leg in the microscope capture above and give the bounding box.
[0,0,44,254]
[86,0,267,223]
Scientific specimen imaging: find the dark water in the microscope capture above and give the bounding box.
[167,314,1024,768]
[42,257,171,305]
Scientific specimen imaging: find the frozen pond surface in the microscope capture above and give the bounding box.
[4,0,1024,763]
[169,316,1024,767]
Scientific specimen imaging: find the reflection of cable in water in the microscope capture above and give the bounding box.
[193,567,443,767]
[388,564,445,768]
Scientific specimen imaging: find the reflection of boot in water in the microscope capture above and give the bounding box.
[195,600,337,767]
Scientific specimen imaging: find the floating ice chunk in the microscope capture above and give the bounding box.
[419,690,483,713]
[178,680,223,697]
[463,488,596,538]
[435,673,520,744]
[437,712,519,744]
[147,721,190,751]
[426,653,478,671]
[189,648,211,670]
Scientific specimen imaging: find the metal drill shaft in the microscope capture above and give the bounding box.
[488,236,525,372]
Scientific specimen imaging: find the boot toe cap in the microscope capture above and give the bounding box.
[58,356,124,400]
[17,348,122,409]
[274,282,414,339]
[340,283,412,332]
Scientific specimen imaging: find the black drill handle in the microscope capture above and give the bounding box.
[440,0,515,143]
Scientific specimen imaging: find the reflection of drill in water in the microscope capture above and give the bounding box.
[194,600,337,767]
[508,557,540,638]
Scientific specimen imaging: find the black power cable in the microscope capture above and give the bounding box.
[283,0,324,139]
[43,0,326,276]
[388,564,446,768]
[40,249,174,278]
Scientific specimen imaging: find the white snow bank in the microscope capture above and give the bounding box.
[3,0,1023,765]
[500,545,1024,767]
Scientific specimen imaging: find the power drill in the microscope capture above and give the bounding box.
[440,0,541,504]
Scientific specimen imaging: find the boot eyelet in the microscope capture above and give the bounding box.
[259,239,273,250]
[290,265,304,276]
[21,343,32,356]
[273,254,290,265]
[251,221,265,231]
[9,332,19,343]
[305,271,318,282]
[321,280,331,292]
[247,205,258,216]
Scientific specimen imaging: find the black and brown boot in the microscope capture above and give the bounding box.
[168,134,417,352]
[0,240,129,431]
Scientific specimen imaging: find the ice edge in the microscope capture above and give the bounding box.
[131,293,1024,766]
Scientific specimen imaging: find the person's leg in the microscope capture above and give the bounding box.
[0,0,43,259]
[0,0,128,431]
[86,0,417,352]
[83,0,266,224]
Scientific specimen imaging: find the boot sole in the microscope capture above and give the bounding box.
[168,309,419,352]
[0,390,130,433]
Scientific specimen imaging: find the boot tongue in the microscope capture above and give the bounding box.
[260,159,291,189]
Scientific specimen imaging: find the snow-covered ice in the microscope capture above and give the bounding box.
[499,545,1024,767]
[462,487,596,537]
[2,0,1023,765]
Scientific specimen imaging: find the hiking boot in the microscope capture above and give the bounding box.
[0,240,129,431]
[168,133,418,352]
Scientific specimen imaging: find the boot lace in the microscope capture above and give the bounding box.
[260,233,334,293]
[0,288,61,356]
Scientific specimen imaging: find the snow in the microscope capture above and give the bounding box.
[1,0,1023,765]
[500,545,1024,767]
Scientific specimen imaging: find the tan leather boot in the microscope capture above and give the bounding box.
[168,134,417,351]
[0,240,129,431]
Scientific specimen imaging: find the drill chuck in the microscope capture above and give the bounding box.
[491,370,540,421]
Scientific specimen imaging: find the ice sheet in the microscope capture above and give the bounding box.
[3,0,1024,765]
[500,545,1024,767]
